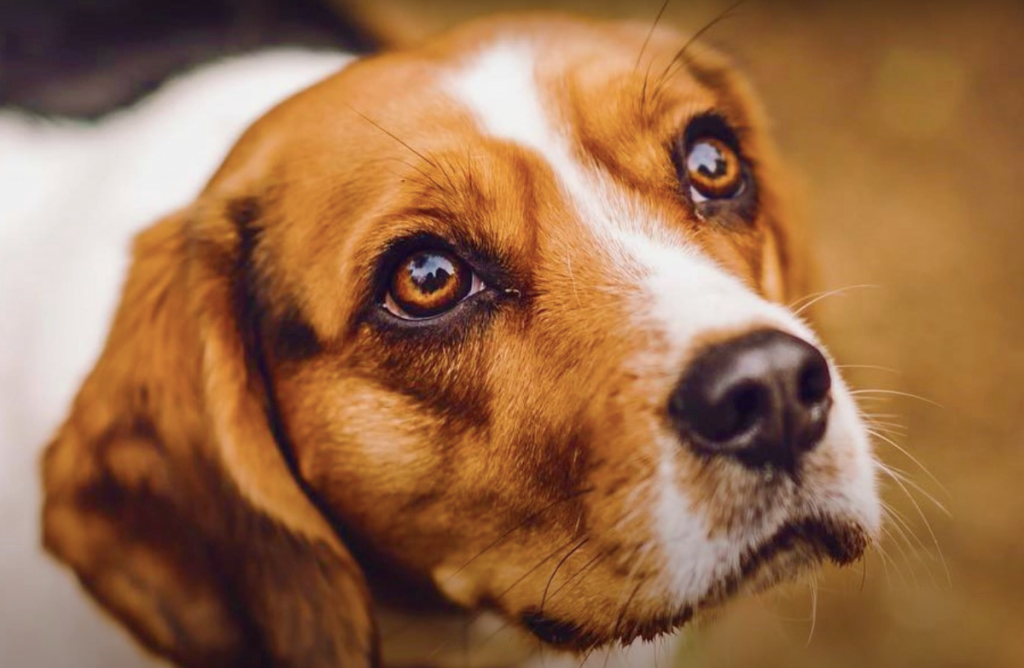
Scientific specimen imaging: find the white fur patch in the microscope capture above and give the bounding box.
[0,49,351,668]
[447,41,656,255]
[447,41,553,155]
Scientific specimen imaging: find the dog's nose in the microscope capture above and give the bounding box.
[668,329,832,471]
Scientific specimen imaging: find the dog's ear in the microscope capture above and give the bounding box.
[41,202,378,668]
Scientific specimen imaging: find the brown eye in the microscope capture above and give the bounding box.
[384,249,484,319]
[685,137,743,202]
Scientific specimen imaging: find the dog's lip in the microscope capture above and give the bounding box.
[740,515,870,573]
[606,516,869,647]
[518,517,869,651]
[699,516,869,614]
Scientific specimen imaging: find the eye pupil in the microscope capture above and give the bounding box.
[409,254,455,294]
[684,137,743,200]
[688,142,728,179]
[386,249,474,319]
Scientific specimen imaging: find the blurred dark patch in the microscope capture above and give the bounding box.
[0,0,378,118]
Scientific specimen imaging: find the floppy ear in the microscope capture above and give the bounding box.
[41,202,378,668]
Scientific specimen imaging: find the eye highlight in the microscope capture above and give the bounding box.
[684,137,743,202]
[383,249,485,320]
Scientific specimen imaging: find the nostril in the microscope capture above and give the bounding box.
[673,369,776,451]
[797,355,832,407]
[684,380,771,445]
[716,381,769,441]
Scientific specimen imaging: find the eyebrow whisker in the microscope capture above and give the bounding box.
[650,0,749,105]
[345,103,460,194]
[636,0,674,115]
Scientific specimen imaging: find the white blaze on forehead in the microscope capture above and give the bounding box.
[447,41,553,156]
[447,41,653,254]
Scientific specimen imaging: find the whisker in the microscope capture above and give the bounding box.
[445,487,595,583]
[836,363,902,375]
[547,551,609,605]
[881,501,930,553]
[382,488,595,645]
[805,573,819,646]
[636,0,672,118]
[880,501,939,587]
[871,538,896,586]
[493,536,588,604]
[453,618,513,658]
[345,105,438,168]
[868,431,949,500]
[876,464,952,586]
[613,580,646,641]
[343,103,465,195]
[883,463,951,508]
[577,646,598,668]
[864,419,908,433]
[860,411,904,420]
[851,388,944,408]
[425,537,595,662]
[384,156,451,193]
[635,0,672,74]
[541,538,590,613]
[651,0,749,100]
[603,644,616,668]
[789,284,880,317]
[879,522,917,587]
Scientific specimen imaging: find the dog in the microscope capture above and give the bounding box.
[0,11,882,668]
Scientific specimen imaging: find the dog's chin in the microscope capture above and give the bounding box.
[642,517,869,644]
[711,516,870,601]
[524,517,869,653]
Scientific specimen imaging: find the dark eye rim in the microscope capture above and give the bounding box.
[672,113,759,221]
[387,248,474,319]
[367,232,508,329]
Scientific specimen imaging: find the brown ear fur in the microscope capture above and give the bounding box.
[41,204,377,668]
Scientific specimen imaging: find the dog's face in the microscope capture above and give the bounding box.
[42,14,881,667]
[254,15,880,647]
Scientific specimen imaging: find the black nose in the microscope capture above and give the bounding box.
[668,329,833,471]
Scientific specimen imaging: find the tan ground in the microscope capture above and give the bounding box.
[348,1,1024,666]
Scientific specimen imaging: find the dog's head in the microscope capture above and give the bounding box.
[42,14,881,668]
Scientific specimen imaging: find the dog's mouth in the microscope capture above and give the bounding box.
[520,517,868,652]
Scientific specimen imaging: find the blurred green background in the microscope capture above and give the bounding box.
[347,1,1024,666]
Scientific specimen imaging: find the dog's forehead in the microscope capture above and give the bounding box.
[235,18,782,339]
[250,17,757,222]
[275,16,744,158]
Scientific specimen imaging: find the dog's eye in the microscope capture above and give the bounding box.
[383,249,485,319]
[684,137,743,202]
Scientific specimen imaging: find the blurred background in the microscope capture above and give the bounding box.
[3,0,1022,666]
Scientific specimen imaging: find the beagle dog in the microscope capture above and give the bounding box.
[0,12,881,668]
